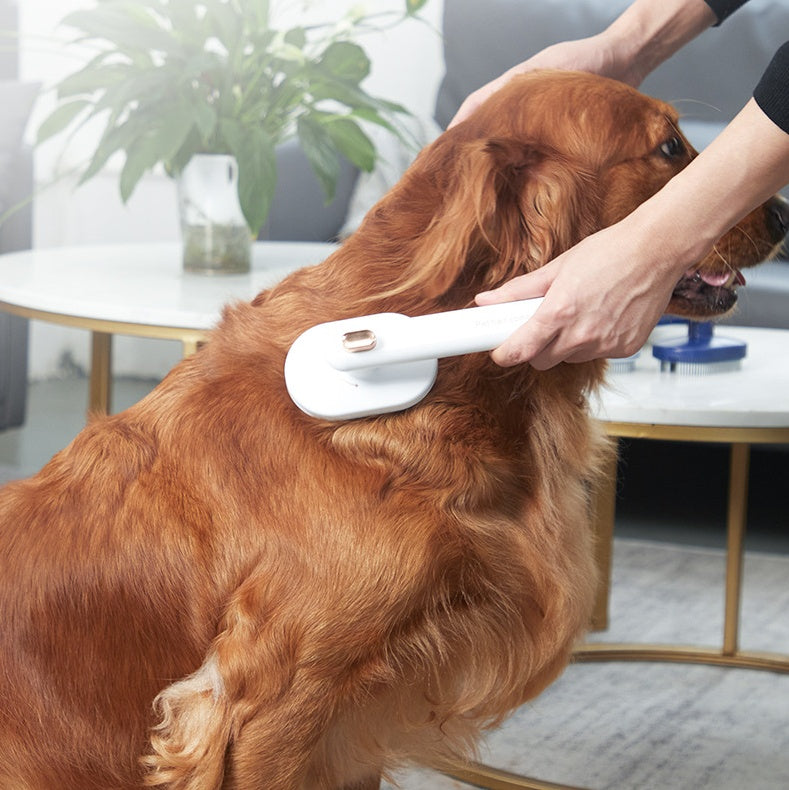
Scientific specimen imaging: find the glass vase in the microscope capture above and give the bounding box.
[177,154,251,275]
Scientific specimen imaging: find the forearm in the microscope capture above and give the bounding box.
[601,0,718,85]
[623,98,789,278]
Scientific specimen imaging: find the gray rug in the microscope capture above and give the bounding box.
[385,539,789,789]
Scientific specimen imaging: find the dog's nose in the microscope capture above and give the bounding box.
[767,195,789,238]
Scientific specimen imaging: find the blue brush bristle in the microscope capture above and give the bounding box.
[652,321,746,374]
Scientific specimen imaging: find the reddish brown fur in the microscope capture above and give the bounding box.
[0,72,783,789]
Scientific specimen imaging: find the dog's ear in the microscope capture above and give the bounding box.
[405,136,596,299]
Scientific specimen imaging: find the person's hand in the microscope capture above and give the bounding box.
[475,224,678,369]
[449,34,630,129]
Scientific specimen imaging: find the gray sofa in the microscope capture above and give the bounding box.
[0,71,37,430]
[434,0,789,330]
[0,3,37,429]
[0,143,33,431]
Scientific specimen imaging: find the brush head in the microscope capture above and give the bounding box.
[652,321,747,375]
[284,299,544,421]
[284,315,438,421]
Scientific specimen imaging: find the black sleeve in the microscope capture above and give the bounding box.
[703,0,750,25]
[754,42,789,134]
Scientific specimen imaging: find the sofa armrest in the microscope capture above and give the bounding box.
[0,145,32,430]
[0,144,33,254]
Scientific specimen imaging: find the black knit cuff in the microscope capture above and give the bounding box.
[703,0,751,26]
[754,42,789,135]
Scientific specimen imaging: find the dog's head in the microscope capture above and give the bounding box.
[365,70,785,320]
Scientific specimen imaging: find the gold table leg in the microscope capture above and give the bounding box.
[590,443,618,631]
[443,762,588,790]
[723,442,749,656]
[182,337,200,357]
[89,331,112,415]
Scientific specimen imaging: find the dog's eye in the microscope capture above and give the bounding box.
[659,136,684,158]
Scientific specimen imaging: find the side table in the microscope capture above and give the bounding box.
[586,324,789,672]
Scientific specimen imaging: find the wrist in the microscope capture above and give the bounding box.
[601,0,717,86]
[625,191,717,280]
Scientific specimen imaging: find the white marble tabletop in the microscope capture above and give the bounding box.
[594,324,789,428]
[0,241,336,331]
[1,243,787,430]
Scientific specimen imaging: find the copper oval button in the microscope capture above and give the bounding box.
[342,329,377,353]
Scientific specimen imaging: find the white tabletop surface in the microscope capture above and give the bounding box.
[593,324,789,428]
[0,242,336,330]
[1,244,786,429]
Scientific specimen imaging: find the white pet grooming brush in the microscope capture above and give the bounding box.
[284,298,543,420]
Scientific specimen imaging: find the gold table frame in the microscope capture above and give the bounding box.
[444,420,789,790]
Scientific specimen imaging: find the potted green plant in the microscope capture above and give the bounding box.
[36,0,427,273]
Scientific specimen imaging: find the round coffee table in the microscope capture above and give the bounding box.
[447,323,789,790]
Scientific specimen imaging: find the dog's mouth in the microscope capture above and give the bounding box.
[667,268,746,317]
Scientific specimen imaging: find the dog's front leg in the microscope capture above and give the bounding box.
[142,572,374,790]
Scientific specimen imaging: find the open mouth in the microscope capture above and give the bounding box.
[668,268,746,317]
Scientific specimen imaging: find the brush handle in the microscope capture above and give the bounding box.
[327,298,544,372]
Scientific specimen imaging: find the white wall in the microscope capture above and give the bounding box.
[17,0,446,380]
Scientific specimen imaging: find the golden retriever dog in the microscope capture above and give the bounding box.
[0,71,785,789]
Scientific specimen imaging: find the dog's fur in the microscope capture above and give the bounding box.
[0,72,785,789]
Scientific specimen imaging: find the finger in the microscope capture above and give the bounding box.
[523,333,592,370]
[475,266,556,306]
[448,97,476,129]
[448,71,519,128]
[448,94,483,128]
[488,309,561,368]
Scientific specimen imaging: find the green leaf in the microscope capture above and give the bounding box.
[317,41,370,84]
[310,77,408,117]
[297,115,339,202]
[322,117,376,172]
[405,0,429,15]
[191,101,218,143]
[61,5,178,56]
[36,99,90,144]
[78,121,140,185]
[119,144,154,203]
[203,0,243,52]
[283,27,306,50]
[150,0,201,40]
[220,120,278,234]
[118,105,196,201]
[350,106,398,134]
[56,62,131,98]
[240,0,270,31]
[168,127,204,174]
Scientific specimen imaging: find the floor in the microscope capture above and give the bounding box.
[1,376,788,554]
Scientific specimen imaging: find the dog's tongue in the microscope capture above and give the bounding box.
[697,270,746,287]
